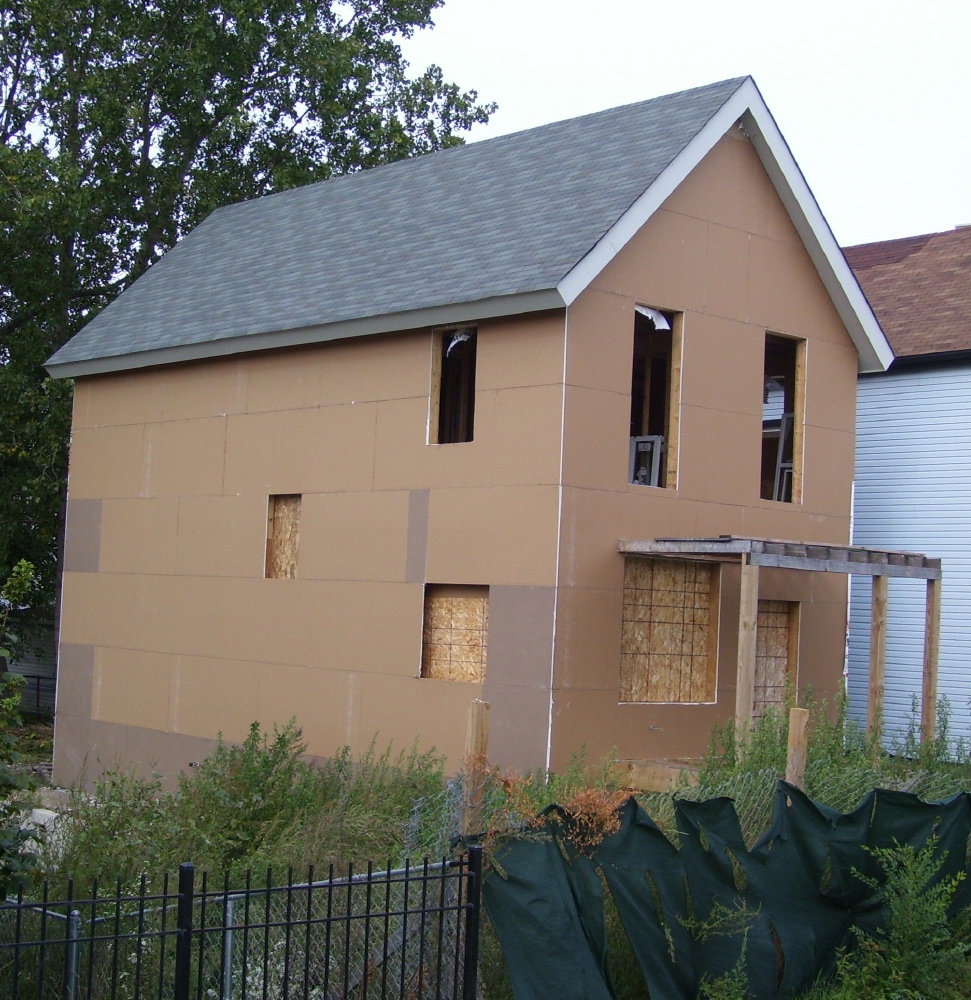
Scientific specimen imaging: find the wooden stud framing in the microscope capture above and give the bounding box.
[790,338,807,503]
[868,575,888,738]
[427,330,443,444]
[735,555,759,731]
[665,313,683,489]
[921,577,942,741]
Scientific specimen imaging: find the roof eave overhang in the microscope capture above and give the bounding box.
[556,77,894,374]
[45,288,567,378]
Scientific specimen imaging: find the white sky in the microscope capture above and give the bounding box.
[402,0,971,247]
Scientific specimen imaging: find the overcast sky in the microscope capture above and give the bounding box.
[402,0,970,248]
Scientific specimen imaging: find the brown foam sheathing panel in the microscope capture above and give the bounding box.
[422,585,488,683]
[621,558,715,703]
[265,494,301,579]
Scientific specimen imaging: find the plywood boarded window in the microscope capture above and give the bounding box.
[621,557,717,703]
[421,584,488,682]
[265,494,301,579]
[629,306,682,488]
[754,600,799,716]
[431,328,477,444]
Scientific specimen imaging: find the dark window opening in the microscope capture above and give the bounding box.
[630,306,675,487]
[436,328,476,444]
[761,334,801,502]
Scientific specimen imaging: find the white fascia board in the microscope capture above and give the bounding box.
[556,78,755,307]
[45,288,566,378]
[557,77,893,374]
[739,91,893,373]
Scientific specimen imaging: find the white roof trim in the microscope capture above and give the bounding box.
[557,77,893,374]
[46,288,566,378]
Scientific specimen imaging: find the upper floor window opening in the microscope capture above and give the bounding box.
[431,327,477,444]
[629,305,681,488]
[760,333,806,503]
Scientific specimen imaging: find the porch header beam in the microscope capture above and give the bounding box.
[618,535,941,580]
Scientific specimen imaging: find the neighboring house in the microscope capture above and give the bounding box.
[846,227,971,742]
[47,76,899,788]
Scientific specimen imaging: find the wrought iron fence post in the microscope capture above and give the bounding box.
[62,909,81,1000]
[221,896,235,1000]
[174,863,195,1000]
[462,846,483,1000]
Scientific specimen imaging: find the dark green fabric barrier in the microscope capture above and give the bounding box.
[482,782,971,1000]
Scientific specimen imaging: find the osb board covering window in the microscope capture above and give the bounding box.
[754,599,798,716]
[265,494,301,579]
[621,557,717,703]
[421,584,488,683]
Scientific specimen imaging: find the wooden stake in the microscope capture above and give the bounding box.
[921,577,941,742]
[868,575,888,740]
[460,700,490,837]
[735,556,759,733]
[785,707,810,789]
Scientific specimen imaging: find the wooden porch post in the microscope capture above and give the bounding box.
[868,575,888,739]
[735,555,759,732]
[921,577,941,742]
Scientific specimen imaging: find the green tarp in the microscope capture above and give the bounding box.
[482,782,971,999]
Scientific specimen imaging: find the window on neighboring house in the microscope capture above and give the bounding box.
[629,306,681,488]
[761,334,805,502]
[265,494,301,578]
[421,584,488,682]
[754,599,799,717]
[620,557,717,703]
[431,327,477,444]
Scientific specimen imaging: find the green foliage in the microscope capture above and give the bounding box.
[0,561,40,895]
[810,839,971,1000]
[0,0,495,609]
[44,722,449,882]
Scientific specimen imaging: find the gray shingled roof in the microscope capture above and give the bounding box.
[48,77,748,373]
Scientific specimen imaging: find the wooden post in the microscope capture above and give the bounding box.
[921,577,941,742]
[868,575,888,739]
[735,556,759,733]
[460,700,490,837]
[785,707,810,789]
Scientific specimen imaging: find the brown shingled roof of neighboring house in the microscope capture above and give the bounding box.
[843,227,971,358]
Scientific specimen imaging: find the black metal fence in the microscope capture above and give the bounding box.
[0,847,483,1000]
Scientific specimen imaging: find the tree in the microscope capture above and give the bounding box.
[0,0,494,609]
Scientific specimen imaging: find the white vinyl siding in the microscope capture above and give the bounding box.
[848,364,971,742]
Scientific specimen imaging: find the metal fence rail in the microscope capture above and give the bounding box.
[0,848,482,1000]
